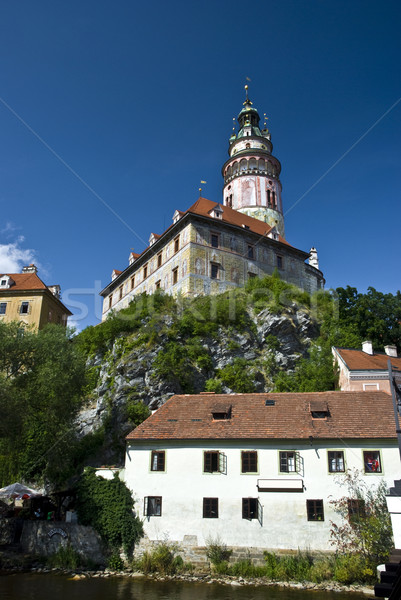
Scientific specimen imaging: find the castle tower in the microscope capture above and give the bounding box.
[222,86,285,237]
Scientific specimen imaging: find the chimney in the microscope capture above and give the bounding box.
[22,264,38,274]
[385,345,398,358]
[362,340,373,355]
[48,285,61,299]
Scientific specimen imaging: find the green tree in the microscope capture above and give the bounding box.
[0,323,86,486]
[329,469,393,567]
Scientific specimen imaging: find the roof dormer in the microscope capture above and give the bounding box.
[0,275,14,289]
[210,204,223,219]
[111,269,122,281]
[267,226,279,241]
[149,233,160,246]
[173,210,183,224]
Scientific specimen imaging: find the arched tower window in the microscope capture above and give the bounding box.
[258,159,266,172]
[240,159,247,172]
[249,158,257,170]
[232,162,238,174]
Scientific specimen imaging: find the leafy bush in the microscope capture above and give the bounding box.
[125,399,151,427]
[205,536,232,565]
[329,469,393,568]
[108,553,125,571]
[136,541,185,575]
[76,468,143,557]
[215,358,256,393]
[204,378,223,393]
[47,544,82,569]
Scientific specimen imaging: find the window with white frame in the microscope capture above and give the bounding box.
[328,451,345,473]
[151,451,165,472]
[363,450,382,473]
[203,451,226,474]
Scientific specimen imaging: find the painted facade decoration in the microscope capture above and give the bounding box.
[124,392,399,553]
[100,91,324,320]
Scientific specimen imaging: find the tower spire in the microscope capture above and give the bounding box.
[221,91,285,237]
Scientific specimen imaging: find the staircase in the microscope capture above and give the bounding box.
[374,550,401,599]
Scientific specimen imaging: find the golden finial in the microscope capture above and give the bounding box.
[243,82,252,105]
[263,113,269,128]
[232,117,236,132]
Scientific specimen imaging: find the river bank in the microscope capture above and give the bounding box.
[0,557,375,597]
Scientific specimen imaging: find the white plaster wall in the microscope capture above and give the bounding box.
[124,439,399,551]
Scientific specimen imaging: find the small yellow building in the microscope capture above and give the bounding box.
[0,264,72,330]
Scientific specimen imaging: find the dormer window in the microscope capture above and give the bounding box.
[172,210,182,224]
[0,275,13,289]
[210,204,223,220]
[211,405,231,420]
[309,401,330,419]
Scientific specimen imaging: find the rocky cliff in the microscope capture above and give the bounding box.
[75,297,319,465]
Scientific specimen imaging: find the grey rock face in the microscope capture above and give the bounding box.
[75,302,318,464]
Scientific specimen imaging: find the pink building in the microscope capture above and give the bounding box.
[332,342,401,394]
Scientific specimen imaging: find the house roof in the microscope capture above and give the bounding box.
[334,347,401,372]
[186,198,291,246]
[126,391,396,441]
[0,272,72,315]
[0,272,48,291]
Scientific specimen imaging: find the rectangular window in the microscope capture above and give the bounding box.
[247,245,254,259]
[131,276,135,290]
[211,233,219,248]
[363,450,382,473]
[144,496,162,516]
[307,499,324,521]
[174,236,180,253]
[203,497,218,518]
[280,451,298,473]
[119,285,123,300]
[172,267,178,284]
[347,499,366,519]
[151,451,165,472]
[242,498,257,519]
[203,451,226,473]
[241,451,258,473]
[143,264,148,279]
[328,451,345,473]
[277,255,283,269]
[157,252,162,268]
[211,263,219,279]
[0,302,6,315]
[108,295,113,310]
[20,301,29,314]
[248,272,257,280]
[155,280,161,290]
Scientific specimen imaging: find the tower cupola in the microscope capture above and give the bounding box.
[222,86,285,237]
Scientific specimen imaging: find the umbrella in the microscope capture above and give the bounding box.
[0,482,41,500]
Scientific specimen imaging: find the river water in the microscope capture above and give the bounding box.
[0,574,368,600]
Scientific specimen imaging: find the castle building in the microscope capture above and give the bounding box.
[0,264,71,330]
[100,90,324,321]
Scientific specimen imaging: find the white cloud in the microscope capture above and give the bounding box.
[0,241,37,273]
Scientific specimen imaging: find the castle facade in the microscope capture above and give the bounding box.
[100,90,324,320]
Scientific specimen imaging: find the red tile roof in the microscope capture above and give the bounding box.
[335,348,401,372]
[186,198,291,246]
[127,392,396,441]
[0,273,48,291]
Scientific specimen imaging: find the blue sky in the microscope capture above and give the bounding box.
[0,1,400,330]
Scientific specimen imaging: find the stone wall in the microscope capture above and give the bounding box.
[19,521,105,564]
[133,535,282,568]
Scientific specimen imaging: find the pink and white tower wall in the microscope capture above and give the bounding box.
[222,86,285,238]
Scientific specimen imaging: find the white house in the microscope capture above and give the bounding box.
[124,391,400,554]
